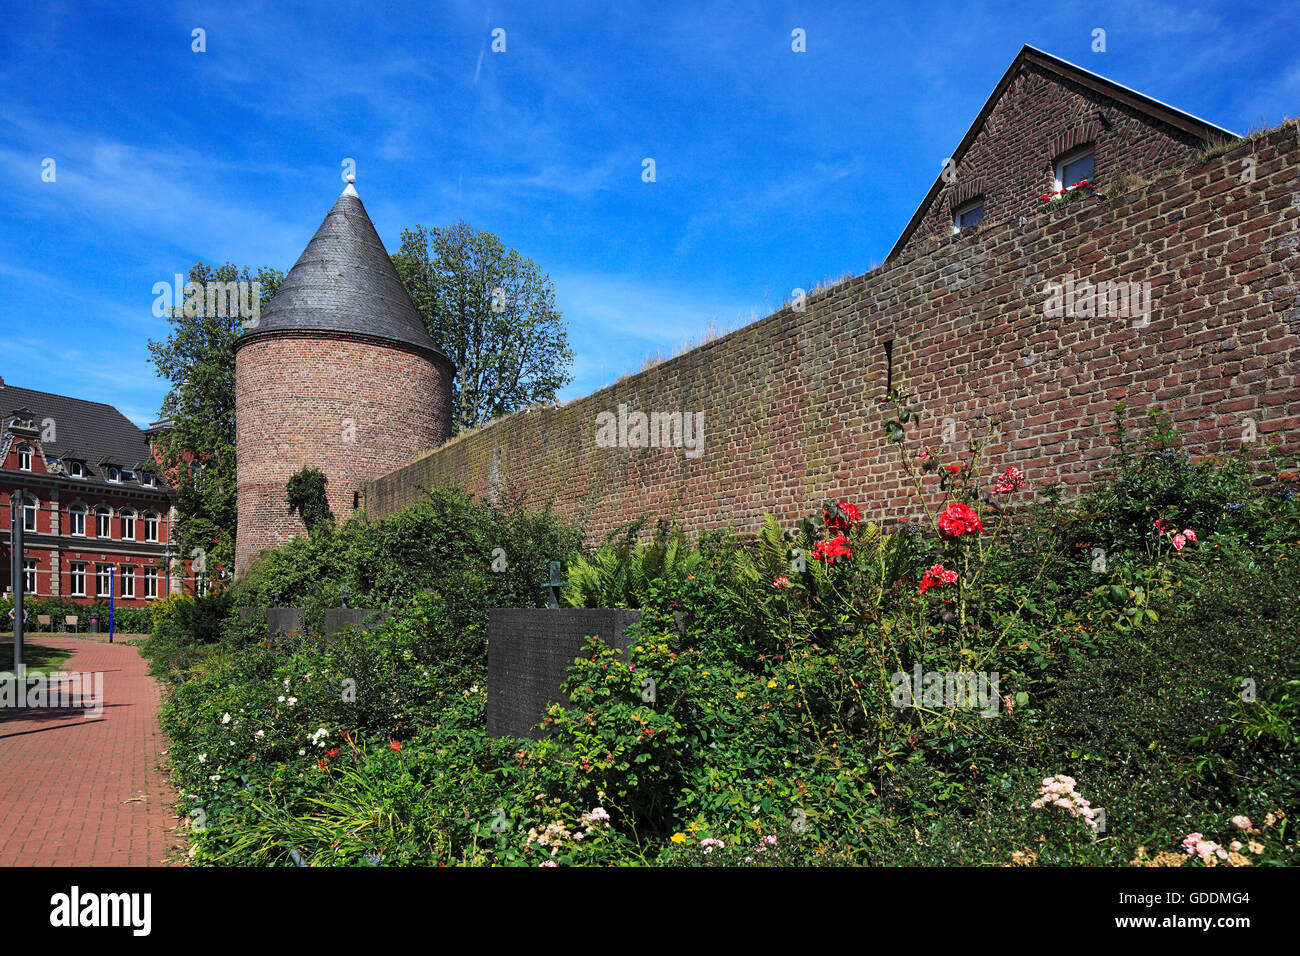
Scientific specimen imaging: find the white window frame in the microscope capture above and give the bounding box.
[69,460,84,479]
[96,564,112,598]
[141,472,155,488]
[70,562,86,597]
[1054,145,1095,193]
[22,496,37,532]
[952,198,985,234]
[95,507,111,538]
[23,559,37,594]
[106,466,121,483]
[17,445,32,471]
[69,504,86,536]
[120,566,135,599]
[143,512,159,542]
[143,567,158,599]
[120,509,136,540]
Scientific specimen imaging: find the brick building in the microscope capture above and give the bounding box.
[233,178,455,576]
[234,46,1297,563]
[1,380,189,608]
[889,46,1237,260]
[362,49,1300,540]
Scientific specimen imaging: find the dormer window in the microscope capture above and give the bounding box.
[68,460,85,479]
[141,472,156,488]
[1054,146,1095,193]
[122,469,134,481]
[953,198,985,234]
[17,445,32,471]
[107,466,121,483]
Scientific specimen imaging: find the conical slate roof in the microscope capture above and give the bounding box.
[238,183,446,360]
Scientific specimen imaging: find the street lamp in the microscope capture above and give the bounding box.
[8,494,24,676]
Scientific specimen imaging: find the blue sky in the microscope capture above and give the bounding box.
[2,0,1295,427]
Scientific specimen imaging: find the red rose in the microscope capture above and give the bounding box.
[938,502,982,539]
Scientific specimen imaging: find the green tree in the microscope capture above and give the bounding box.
[147,262,282,580]
[391,222,574,433]
[286,466,334,533]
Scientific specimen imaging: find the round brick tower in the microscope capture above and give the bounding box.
[234,179,454,576]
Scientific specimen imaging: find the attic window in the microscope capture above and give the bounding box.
[1054,146,1095,192]
[953,198,984,234]
[141,472,155,487]
[17,445,32,471]
[68,460,85,478]
[106,466,121,483]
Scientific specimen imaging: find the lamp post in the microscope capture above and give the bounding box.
[9,494,24,676]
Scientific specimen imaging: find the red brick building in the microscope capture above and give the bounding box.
[1,380,190,608]
[234,179,455,576]
[363,49,1300,540]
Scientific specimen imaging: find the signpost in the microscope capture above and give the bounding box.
[109,566,115,643]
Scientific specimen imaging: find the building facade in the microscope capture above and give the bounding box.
[1,380,189,608]
[363,49,1300,541]
[233,179,455,576]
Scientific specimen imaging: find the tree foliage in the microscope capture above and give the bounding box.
[391,222,574,433]
[146,262,283,579]
[286,466,334,533]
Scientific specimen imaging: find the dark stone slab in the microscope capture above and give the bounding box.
[487,608,642,740]
[267,607,304,638]
[323,608,392,642]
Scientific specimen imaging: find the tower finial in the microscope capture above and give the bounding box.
[341,171,358,197]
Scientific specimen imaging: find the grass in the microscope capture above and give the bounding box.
[0,640,74,676]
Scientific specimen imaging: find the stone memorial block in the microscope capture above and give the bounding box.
[267,607,304,638]
[323,608,393,642]
[487,608,642,739]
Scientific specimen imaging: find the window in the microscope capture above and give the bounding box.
[95,507,111,538]
[68,460,84,478]
[144,512,159,542]
[69,504,86,536]
[122,469,134,481]
[23,559,37,594]
[953,199,984,233]
[120,510,136,540]
[144,567,158,599]
[1055,146,1095,192]
[23,496,37,532]
[70,562,86,597]
[96,565,112,598]
[17,445,32,471]
[120,566,135,599]
[141,472,155,488]
[106,466,121,483]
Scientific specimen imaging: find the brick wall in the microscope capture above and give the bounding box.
[235,332,452,575]
[899,61,1216,259]
[366,123,1300,544]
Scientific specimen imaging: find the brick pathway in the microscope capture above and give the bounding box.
[0,635,184,865]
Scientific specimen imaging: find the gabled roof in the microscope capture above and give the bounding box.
[236,183,449,363]
[885,45,1239,262]
[0,383,159,483]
